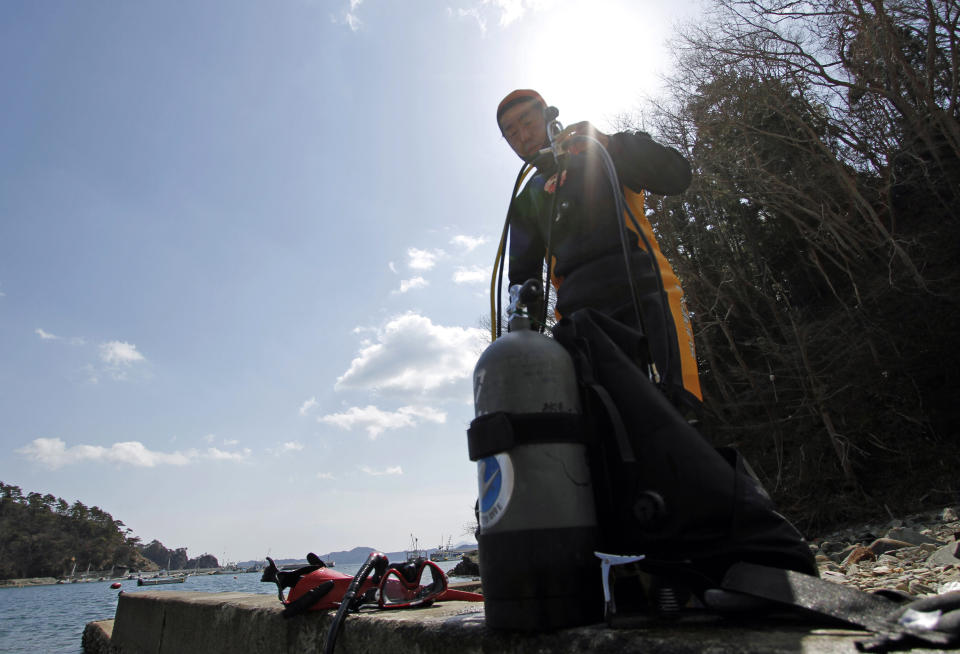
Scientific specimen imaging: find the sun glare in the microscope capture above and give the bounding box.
[522,1,675,130]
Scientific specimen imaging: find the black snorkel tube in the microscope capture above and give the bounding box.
[565,131,670,385]
[323,552,388,654]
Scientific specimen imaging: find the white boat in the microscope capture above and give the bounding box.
[429,536,457,562]
[404,534,426,562]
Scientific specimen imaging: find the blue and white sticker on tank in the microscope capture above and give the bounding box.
[478,453,514,528]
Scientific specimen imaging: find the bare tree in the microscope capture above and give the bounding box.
[630,0,960,529]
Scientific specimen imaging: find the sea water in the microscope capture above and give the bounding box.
[0,559,465,654]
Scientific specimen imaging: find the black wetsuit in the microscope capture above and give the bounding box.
[507,131,702,408]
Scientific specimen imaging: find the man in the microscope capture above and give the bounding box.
[497,89,702,410]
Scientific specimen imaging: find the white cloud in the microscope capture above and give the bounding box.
[451,0,551,31]
[388,261,398,274]
[494,0,528,26]
[333,0,363,31]
[453,265,488,284]
[320,404,446,438]
[400,405,447,423]
[222,438,239,446]
[359,465,403,476]
[15,437,251,469]
[267,440,305,456]
[35,328,84,345]
[317,471,336,480]
[335,312,486,396]
[396,276,428,294]
[453,7,487,34]
[96,341,148,381]
[450,234,488,252]
[204,446,251,462]
[18,438,184,469]
[407,248,444,271]
[299,397,318,416]
[100,341,145,366]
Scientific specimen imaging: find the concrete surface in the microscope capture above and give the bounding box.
[81,619,113,654]
[81,590,954,653]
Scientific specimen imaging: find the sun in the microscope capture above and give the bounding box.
[521,0,676,130]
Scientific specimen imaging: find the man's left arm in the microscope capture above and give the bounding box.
[606,130,692,196]
[557,122,692,196]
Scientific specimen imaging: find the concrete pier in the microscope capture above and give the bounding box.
[82,590,953,653]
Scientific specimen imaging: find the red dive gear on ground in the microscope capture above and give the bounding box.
[260,554,481,617]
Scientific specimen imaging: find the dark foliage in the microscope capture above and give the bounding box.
[138,539,218,571]
[0,481,145,579]
[0,482,221,579]
[640,0,960,533]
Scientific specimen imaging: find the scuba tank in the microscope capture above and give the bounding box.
[468,280,601,631]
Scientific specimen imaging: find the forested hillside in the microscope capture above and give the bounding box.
[0,481,150,579]
[637,0,959,529]
[138,539,219,571]
[0,481,218,579]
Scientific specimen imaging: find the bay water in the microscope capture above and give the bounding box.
[0,559,465,654]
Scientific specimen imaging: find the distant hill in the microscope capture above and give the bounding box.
[244,547,377,567]
[237,541,478,569]
[318,546,376,564]
[0,480,228,581]
[137,540,219,570]
[0,481,148,580]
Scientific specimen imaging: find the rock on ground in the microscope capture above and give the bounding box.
[809,506,960,596]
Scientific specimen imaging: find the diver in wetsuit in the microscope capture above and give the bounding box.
[497,89,701,411]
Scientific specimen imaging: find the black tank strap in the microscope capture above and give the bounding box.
[722,562,959,651]
[467,412,586,461]
[580,373,636,464]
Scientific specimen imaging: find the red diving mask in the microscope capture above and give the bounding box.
[378,558,448,608]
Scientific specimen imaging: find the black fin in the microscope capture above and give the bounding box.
[261,557,279,584]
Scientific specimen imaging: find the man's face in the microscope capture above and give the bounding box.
[499,100,547,160]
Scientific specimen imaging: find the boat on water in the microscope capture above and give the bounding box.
[405,534,426,562]
[137,556,188,586]
[214,561,241,574]
[137,576,186,586]
[429,536,458,562]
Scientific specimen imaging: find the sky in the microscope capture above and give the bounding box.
[0,0,702,563]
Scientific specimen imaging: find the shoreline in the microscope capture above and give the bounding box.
[0,569,240,588]
[1,558,478,589]
[0,577,60,588]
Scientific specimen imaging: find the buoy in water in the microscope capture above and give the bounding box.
[110,582,122,589]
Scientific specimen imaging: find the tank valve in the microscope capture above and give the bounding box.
[506,279,543,330]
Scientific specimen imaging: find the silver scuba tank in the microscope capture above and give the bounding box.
[469,281,601,630]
